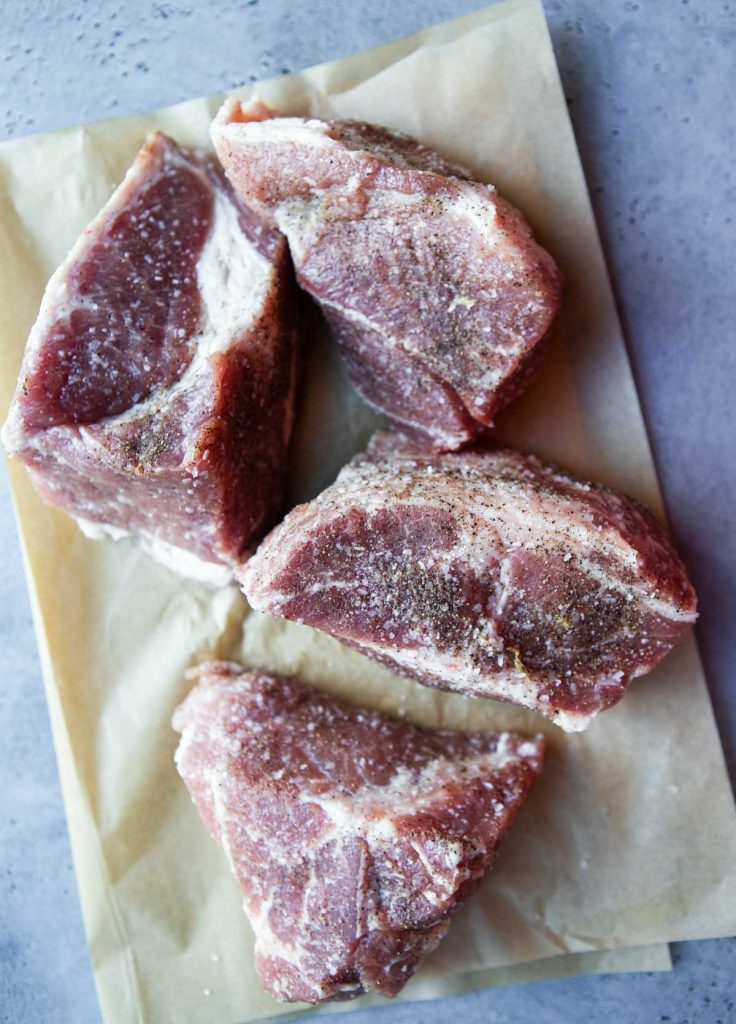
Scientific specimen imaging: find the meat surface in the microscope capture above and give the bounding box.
[242,432,697,731]
[211,100,562,450]
[173,662,543,1003]
[2,132,299,585]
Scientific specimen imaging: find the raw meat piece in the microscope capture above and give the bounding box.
[242,431,697,731]
[211,100,563,450]
[2,132,299,585]
[173,662,543,1003]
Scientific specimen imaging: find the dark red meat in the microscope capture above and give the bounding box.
[173,662,543,1003]
[212,100,562,450]
[2,132,299,584]
[242,431,697,731]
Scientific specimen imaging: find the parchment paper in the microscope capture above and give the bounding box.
[1,1,735,1022]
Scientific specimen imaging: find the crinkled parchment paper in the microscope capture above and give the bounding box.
[1,1,735,1022]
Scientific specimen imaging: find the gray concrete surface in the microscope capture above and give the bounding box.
[1,1,735,1022]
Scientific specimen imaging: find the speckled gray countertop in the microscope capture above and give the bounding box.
[1,2,734,1022]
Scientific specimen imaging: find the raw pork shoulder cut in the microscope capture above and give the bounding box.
[242,432,697,731]
[2,132,299,585]
[173,662,543,1003]
[212,100,562,450]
